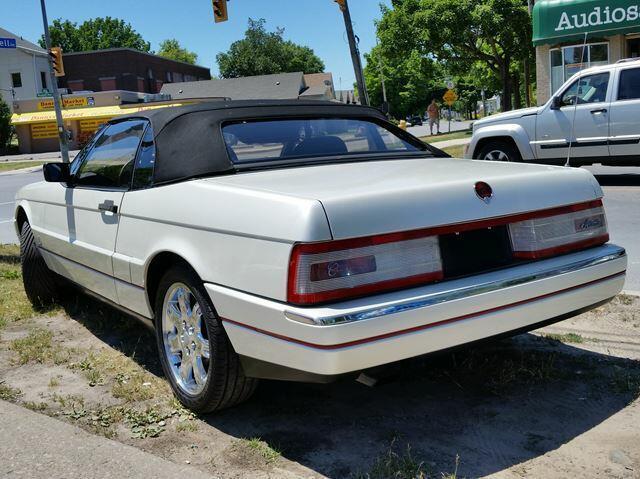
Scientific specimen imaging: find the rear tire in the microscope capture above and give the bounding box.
[154,263,257,414]
[20,221,63,309]
[476,140,522,162]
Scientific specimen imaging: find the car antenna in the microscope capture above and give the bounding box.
[565,32,589,168]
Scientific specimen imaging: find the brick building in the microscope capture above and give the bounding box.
[59,48,210,94]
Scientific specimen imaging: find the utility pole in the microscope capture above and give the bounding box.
[335,0,369,106]
[375,38,387,109]
[39,0,70,163]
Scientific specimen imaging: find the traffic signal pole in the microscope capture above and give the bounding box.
[39,0,70,163]
[336,0,369,106]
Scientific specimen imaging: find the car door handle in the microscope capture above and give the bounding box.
[98,201,118,214]
[590,108,607,114]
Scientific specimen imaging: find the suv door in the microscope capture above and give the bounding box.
[41,119,147,302]
[609,65,640,160]
[534,71,611,162]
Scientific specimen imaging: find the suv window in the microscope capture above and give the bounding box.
[618,67,640,101]
[560,72,610,106]
[74,120,146,188]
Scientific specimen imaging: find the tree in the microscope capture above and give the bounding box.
[158,39,198,64]
[39,17,150,53]
[364,44,443,119]
[374,0,533,111]
[0,98,13,154]
[216,19,324,78]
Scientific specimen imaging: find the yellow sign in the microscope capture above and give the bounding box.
[38,97,89,111]
[31,122,58,139]
[443,89,458,106]
[80,118,110,132]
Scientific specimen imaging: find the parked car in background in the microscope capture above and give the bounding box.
[15,101,626,413]
[467,59,640,165]
[406,114,424,126]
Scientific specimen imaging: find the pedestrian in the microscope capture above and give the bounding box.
[427,99,440,135]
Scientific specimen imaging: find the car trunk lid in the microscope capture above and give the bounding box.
[207,158,601,240]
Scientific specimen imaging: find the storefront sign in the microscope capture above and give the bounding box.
[31,123,58,140]
[533,0,640,45]
[37,97,89,111]
[0,38,17,48]
[79,118,109,132]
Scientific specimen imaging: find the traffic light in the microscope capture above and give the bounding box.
[335,0,346,11]
[212,0,228,23]
[49,47,65,77]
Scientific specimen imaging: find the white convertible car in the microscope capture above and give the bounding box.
[15,101,627,413]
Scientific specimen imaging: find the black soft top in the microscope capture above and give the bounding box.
[112,100,429,184]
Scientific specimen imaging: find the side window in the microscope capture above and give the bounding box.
[132,125,155,189]
[560,72,610,106]
[618,68,640,101]
[74,120,146,188]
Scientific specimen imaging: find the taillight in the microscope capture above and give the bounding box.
[509,199,609,259]
[288,233,443,305]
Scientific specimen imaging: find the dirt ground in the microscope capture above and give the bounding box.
[1,254,639,478]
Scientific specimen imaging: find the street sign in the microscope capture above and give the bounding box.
[0,38,17,49]
[443,89,458,106]
[37,89,52,97]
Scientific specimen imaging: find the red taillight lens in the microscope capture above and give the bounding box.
[288,234,443,305]
[509,199,609,259]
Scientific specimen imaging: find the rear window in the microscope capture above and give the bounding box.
[222,118,422,163]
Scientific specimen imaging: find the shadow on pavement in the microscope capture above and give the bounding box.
[67,293,640,478]
[594,174,640,187]
[206,335,639,477]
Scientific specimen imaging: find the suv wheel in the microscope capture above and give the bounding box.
[154,264,257,413]
[477,140,522,162]
[20,221,64,309]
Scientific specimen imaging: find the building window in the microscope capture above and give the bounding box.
[550,43,609,95]
[40,71,48,91]
[11,72,22,88]
[166,71,173,82]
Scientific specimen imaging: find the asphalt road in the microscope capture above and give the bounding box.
[1,164,638,291]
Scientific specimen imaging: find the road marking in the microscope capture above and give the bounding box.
[0,201,15,206]
[0,219,15,224]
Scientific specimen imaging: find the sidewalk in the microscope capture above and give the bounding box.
[0,150,80,163]
[429,137,471,150]
[0,400,215,479]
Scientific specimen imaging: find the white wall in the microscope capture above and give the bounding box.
[0,46,49,108]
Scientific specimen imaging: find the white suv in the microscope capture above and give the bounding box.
[467,59,640,166]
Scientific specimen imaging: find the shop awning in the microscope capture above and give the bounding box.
[533,0,640,46]
[11,102,189,125]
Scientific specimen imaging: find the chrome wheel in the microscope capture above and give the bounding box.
[162,283,210,396]
[483,149,510,161]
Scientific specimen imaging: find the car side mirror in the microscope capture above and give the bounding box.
[550,96,562,110]
[43,162,71,183]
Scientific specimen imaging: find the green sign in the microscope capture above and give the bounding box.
[36,89,52,97]
[533,0,640,46]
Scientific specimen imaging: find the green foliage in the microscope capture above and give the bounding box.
[0,98,12,153]
[39,17,151,53]
[157,39,198,65]
[371,0,534,112]
[364,44,444,118]
[216,18,325,78]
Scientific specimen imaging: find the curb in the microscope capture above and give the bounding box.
[622,289,640,297]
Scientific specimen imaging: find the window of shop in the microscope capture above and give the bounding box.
[550,43,609,95]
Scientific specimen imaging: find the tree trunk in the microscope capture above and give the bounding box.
[513,72,521,110]
[500,62,512,112]
[523,58,531,107]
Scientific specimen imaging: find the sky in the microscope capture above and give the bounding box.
[0,0,392,89]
